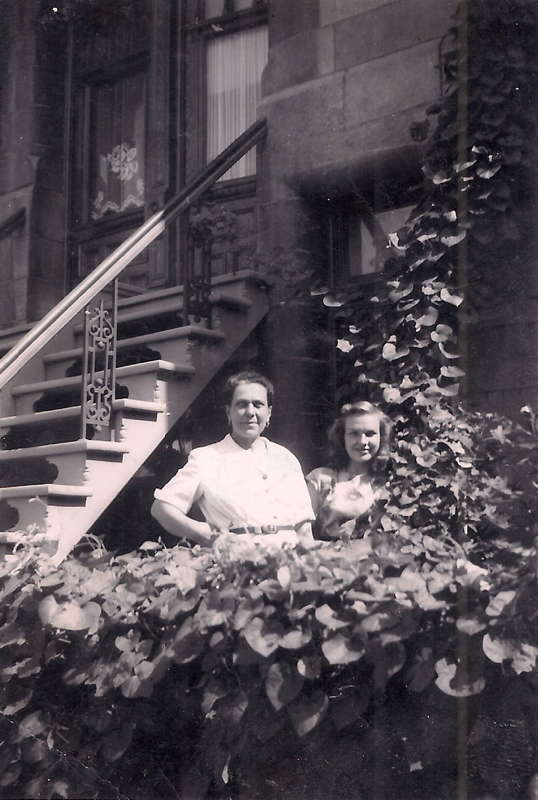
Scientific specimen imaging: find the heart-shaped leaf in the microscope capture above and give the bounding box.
[434,658,485,697]
[265,661,304,711]
[242,617,281,658]
[297,655,321,680]
[440,365,466,378]
[382,342,410,361]
[288,690,328,737]
[280,627,312,650]
[321,634,364,665]
[485,590,516,617]
[330,685,371,731]
[38,596,101,633]
[315,604,348,630]
[440,288,463,307]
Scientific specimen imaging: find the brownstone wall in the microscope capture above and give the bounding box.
[257,0,538,423]
[0,1,67,328]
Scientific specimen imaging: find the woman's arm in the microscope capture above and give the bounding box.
[150,498,213,546]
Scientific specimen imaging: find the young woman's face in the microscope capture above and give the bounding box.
[227,382,271,447]
[344,413,381,468]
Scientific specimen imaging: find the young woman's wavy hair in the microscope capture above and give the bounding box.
[327,401,392,478]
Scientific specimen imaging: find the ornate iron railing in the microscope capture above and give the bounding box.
[0,119,267,438]
[80,280,118,436]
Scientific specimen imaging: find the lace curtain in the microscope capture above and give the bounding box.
[206,25,268,180]
[90,72,146,220]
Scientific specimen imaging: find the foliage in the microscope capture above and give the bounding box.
[0,495,537,800]
[305,0,538,794]
[9,1,536,798]
[330,0,537,409]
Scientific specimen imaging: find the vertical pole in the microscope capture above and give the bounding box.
[203,235,213,328]
[184,222,193,324]
[456,2,470,799]
[80,306,90,440]
[62,19,74,295]
[110,277,118,407]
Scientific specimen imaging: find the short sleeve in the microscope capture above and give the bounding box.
[306,467,334,516]
[153,449,203,514]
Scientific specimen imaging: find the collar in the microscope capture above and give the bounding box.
[223,433,267,455]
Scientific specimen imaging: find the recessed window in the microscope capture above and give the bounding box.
[326,198,415,285]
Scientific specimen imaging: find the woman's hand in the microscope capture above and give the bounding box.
[295,521,315,546]
[329,479,375,519]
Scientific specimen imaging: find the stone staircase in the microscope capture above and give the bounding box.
[0,271,268,560]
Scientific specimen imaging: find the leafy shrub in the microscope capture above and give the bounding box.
[1,458,537,800]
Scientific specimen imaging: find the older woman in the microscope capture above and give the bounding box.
[306,401,392,540]
[151,371,314,546]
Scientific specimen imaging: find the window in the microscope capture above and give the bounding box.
[206,25,268,179]
[70,0,150,229]
[182,0,268,181]
[90,70,146,220]
[325,194,416,286]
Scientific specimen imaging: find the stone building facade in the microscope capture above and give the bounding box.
[0,0,536,474]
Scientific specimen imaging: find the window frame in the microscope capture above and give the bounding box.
[66,0,175,291]
[323,184,422,290]
[71,52,150,235]
[181,0,269,187]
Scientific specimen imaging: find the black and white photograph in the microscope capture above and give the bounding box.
[0,0,537,797]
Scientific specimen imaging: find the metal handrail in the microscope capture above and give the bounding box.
[0,118,267,390]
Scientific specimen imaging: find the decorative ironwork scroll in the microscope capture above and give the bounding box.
[80,280,118,436]
[184,204,214,325]
[183,203,238,326]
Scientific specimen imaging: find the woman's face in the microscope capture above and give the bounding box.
[227,382,271,448]
[344,413,381,469]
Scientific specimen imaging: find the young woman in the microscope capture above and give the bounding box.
[307,401,392,540]
[151,371,314,546]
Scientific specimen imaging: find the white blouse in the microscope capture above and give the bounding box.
[154,435,314,532]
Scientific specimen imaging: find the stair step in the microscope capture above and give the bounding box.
[211,292,252,314]
[14,359,194,397]
[72,291,253,338]
[43,327,225,380]
[117,325,225,350]
[0,399,166,430]
[12,360,194,413]
[0,483,93,500]
[44,326,224,363]
[0,439,129,462]
[0,440,130,487]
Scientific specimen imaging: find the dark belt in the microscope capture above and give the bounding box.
[229,525,296,535]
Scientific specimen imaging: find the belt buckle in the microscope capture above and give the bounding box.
[261,524,278,534]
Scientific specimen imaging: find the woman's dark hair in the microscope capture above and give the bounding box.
[327,401,392,475]
[221,371,274,407]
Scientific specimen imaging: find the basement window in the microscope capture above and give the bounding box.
[325,196,416,286]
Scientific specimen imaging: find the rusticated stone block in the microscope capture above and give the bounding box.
[320,0,393,27]
[334,0,456,71]
[344,39,439,126]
